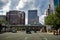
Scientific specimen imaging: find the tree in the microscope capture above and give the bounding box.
[0,19,9,25]
[45,14,54,25]
[45,4,60,30]
[54,4,60,30]
[55,4,60,17]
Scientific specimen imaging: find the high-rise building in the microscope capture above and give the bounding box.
[48,0,54,14]
[6,10,25,25]
[46,4,51,16]
[28,10,39,25]
[54,0,60,7]
[48,0,60,14]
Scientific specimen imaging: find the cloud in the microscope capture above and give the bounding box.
[16,0,27,10]
[0,0,9,9]
[40,0,49,15]
[16,0,49,25]
[39,15,46,25]
[16,0,35,10]
[10,0,20,10]
[0,0,50,25]
[3,0,11,11]
[10,0,49,16]
[25,18,28,25]
[2,0,11,15]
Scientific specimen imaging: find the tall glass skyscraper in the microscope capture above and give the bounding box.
[54,0,60,7]
[28,10,39,25]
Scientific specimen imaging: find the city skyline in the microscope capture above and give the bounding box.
[0,0,54,25]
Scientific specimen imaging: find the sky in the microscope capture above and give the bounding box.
[0,0,54,25]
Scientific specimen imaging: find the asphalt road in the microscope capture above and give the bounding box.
[0,31,60,40]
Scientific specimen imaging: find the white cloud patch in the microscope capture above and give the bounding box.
[39,9,47,25]
[39,15,46,25]
[2,0,11,15]
[25,18,28,25]
[16,0,35,10]
[16,0,27,10]
[0,0,9,9]
[0,0,9,4]
[10,0,20,10]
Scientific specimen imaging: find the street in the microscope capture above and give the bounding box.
[0,31,60,40]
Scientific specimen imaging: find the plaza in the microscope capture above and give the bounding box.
[0,31,60,40]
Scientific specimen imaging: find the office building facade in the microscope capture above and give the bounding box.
[54,0,60,7]
[28,10,39,25]
[6,10,25,25]
[46,4,51,16]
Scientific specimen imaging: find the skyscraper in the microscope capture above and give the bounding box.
[6,10,25,25]
[49,0,54,14]
[54,0,60,7]
[49,0,60,14]
[28,10,39,25]
[46,4,51,16]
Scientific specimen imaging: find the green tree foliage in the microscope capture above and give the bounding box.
[0,19,9,25]
[45,4,60,30]
[45,14,54,25]
[55,4,60,17]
